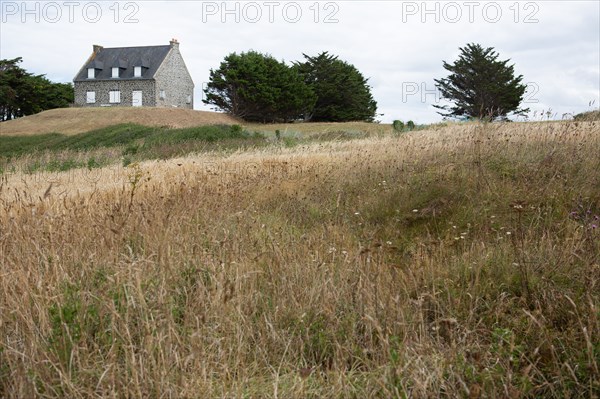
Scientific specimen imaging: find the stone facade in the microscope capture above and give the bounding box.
[73,40,194,109]
[154,42,194,109]
[74,79,156,107]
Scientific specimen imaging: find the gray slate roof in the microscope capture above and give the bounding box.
[74,45,171,81]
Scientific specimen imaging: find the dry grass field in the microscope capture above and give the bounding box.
[1,120,599,397]
[245,121,395,138]
[0,108,240,136]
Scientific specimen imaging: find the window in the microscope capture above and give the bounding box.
[134,66,142,77]
[87,68,95,79]
[159,90,165,100]
[112,67,119,78]
[186,95,192,104]
[86,91,96,103]
[109,90,121,103]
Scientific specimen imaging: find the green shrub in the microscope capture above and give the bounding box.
[87,157,101,170]
[393,120,404,132]
[122,144,139,156]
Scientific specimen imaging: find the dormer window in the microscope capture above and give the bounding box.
[112,67,119,78]
[87,68,95,79]
[134,66,142,78]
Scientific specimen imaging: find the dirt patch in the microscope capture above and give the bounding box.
[0,107,241,136]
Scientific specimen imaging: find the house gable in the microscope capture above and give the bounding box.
[154,40,195,108]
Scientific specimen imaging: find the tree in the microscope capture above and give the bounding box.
[0,57,73,121]
[0,58,28,121]
[203,51,315,122]
[294,52,377,122]
[433,43,529,120]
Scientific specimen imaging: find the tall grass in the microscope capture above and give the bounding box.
[0,120,598,397]
[0,123,254,158]
[0,124,266,173]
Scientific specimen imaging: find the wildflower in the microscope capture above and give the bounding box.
[412,209,419,213]
[506,231,512,235]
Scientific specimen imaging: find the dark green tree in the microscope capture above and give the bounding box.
[294,52,377,122]
[0,57,73,121]
[433,43,529,120]
[0,57,28,121]
[203,51,315,122]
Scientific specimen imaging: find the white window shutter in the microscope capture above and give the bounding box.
[109,90,121,103]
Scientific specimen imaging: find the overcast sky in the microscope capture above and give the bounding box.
[1,0,598,123]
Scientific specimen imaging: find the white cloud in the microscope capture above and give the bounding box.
[1,0,598,123]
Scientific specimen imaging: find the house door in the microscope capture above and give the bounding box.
[132,91,143,107]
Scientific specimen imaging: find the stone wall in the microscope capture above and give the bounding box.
[154,44,195,109]
[74,80,156,107]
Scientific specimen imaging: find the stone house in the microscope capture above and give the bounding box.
[73,39,194,108]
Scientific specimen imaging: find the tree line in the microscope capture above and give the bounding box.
[0,57,74,122]
[204,44,528,123]
[1,43,529,123]
[203,51,377,123]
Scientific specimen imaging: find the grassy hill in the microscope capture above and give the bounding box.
[1,119,599,397]
[0,107,240,136]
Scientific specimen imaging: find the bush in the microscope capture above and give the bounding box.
[407,120,415,130]
[573,110,600,122]
[393,120,405,132]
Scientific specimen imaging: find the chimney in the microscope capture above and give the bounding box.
[93,44,103,53]
[170,38,179,49]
